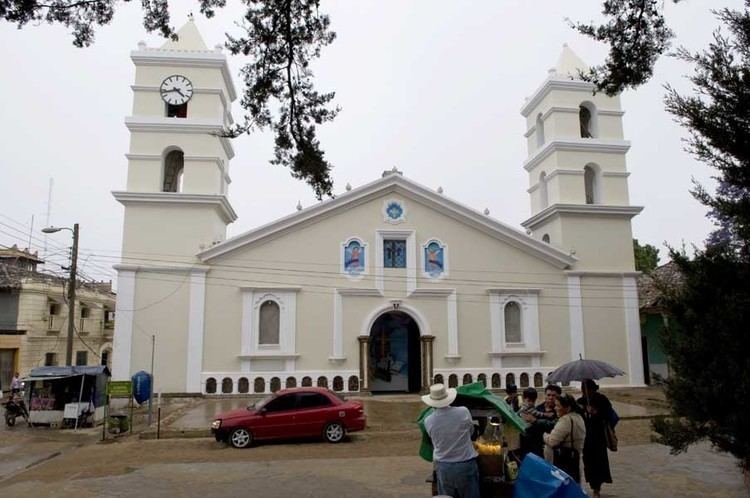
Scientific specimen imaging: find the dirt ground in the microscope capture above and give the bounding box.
[603,386,669,410]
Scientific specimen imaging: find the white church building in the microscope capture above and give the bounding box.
[112,21,645,395]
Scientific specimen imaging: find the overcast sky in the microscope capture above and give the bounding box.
[0,1,741,286]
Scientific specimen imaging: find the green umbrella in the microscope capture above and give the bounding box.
[417,382,528,462]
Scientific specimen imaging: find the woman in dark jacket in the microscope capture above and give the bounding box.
[577,379,613,498]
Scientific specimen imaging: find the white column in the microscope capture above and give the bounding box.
[331,290,344,359]
[112,269,135,381]
[186,270,207,393]
[623,276,645,385]
[406,232,417,295]
[447,291,459,357]
[526,294,541,367]
[374,234,385,295]
[239,290,254,371]
[284,292,297,371]
[489,292,501,353]
[567,275,585,360]
[240,290,254,356]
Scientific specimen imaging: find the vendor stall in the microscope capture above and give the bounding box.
[418,382,528,497]
[25,366,110,428]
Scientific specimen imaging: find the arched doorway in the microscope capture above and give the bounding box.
[368,311,421,393]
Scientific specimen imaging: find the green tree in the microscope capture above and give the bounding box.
[650,3,750,474]
[571,0,676,95]
[633,239,660,272]
[0,0,698,197]
[0,0,336,198]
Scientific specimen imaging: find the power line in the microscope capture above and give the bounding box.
[81,252,640,300]
[0,211,642,284]
[0,219,117,279]
[108,266,642,312]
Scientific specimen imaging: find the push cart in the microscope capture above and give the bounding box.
[418,382,528,498]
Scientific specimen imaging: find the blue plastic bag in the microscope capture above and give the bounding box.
[610,408,620,428]
[514,453,588,498]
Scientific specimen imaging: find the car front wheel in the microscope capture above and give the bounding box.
[229,428,253,448]
[324,422,345,443]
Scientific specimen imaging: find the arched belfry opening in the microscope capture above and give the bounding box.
[368,311,421,393]
[535,113,545,147]
[579,101,598,138]
[162,149,184,192]
[584,163,601,204]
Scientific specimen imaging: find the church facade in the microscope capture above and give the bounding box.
[112,22,644,395]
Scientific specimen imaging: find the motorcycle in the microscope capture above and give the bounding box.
[4,393,30,427]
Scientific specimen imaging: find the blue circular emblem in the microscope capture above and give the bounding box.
[386,201,404,220]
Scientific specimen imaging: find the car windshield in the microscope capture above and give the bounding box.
[330,391,347,403]
[249,394,275,411]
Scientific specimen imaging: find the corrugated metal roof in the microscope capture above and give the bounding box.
[638,262,683,311]
[28,365,111,378]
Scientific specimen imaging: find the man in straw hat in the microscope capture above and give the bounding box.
[422,383,480,498]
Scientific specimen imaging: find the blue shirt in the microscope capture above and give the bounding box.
[424,406,478,463]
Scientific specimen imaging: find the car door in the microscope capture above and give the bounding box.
[294,392,334,437]
[251,393,299,439]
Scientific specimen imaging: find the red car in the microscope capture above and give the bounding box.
[210,387,366,448]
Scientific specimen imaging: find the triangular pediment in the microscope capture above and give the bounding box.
[199,174,576,269]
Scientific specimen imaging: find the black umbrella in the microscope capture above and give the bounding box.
[546,357,625,384]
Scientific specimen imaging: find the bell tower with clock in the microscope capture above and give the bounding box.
[111,20,237,388]
[113,19,238,263]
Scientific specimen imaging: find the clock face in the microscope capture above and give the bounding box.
[160,75,193,106]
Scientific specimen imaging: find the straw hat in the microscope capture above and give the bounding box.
[422,383,457,408]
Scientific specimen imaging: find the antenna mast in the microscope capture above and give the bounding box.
[44,178,54,259]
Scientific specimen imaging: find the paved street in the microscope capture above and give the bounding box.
[1,436,746,497]
[0,391,747,497]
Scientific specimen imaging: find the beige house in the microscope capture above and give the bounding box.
[112,23,644,395]
[0,246,116,389]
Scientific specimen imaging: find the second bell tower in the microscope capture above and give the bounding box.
[520,44,642,272]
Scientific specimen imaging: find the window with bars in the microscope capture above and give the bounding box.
[45,353,57,366]
[383,239,406,268]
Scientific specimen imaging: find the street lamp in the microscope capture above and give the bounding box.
[42,224,79,366]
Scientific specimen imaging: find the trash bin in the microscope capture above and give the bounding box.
[108,414,129,434]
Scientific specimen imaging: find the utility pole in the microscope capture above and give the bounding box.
[42,222,80,366]
[66,223,79,366]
